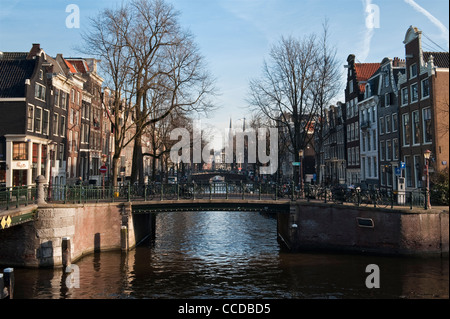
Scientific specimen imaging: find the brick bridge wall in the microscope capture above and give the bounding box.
[0,203,154,268]
[278,202,449,256]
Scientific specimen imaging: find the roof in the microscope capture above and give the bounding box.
[423,52,449,69]
[0,52,28,60]
[355,63,380,92]
[0,59,37,98]
[65,58,89,73]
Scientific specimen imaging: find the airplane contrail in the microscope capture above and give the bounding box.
[404,0,449,49]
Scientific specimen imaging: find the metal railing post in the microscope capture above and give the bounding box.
[226,182,228,199]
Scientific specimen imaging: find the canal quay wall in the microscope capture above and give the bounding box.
[0,203,154,268]
[278,201,449,257]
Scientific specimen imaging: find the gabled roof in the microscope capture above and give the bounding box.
[0,52,28,60]
[355,63,380,93]
[423,52,449,69]
[0,59,37,98]
[65,58,89,73]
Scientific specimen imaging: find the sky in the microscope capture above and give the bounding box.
[0,0,449,139]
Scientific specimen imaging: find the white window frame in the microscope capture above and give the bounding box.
[411,83,419,103]
[27,104,34,132]
[34,106,42,134]
[401,87,409,106]
[421,78,430,100]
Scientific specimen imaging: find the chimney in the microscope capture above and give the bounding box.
[27,43,41,59]
[393,57,406,68]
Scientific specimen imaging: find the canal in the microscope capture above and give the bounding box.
[12,210,449,299]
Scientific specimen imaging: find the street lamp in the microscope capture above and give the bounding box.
[299,149,304,196]
[423,150,431,210]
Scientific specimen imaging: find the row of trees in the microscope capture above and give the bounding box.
[247,21,342,183]
[81,0,216,186]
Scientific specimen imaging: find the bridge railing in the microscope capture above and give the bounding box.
[0,182,441,211]
[0,185,37,211]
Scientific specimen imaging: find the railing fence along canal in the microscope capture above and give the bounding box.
[1,181,438,211]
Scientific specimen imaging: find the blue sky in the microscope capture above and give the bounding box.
[0,0,449,133]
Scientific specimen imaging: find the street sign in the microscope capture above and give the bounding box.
[292,162,301,166]
[400,162,406,169]
[100,165,107,174]
[395,167,401,176]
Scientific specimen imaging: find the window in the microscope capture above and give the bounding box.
[405,156,412,187]
[54,89,60,107]
[53,113,58,136]
[414,155,422,188]
[355,121,359,139]
[410,64,417,78]
[401,87,409,106]
[39,70,43,80]
[392,114,398,132]
[69,131,73,152]
[43,110,49,135]
[372,130,377,151]
[34,107,42,133]
[402,113,410,146]
[381,165,386,185]
[380,141,385,161]
[384,71,390,87]
[385,115,391,133]
[77,91,80,105]
[422,108,432,143]
[59,143,64,168]
[60,115,66,137]
[361,132,366,152]
[373,156,377,177]
[13,142,28,160]
[67,157,72,179]
[35,83,46,101]
[386,140,392,161]
[393,139,399,160]
[349,80,353,94]
[412,110,420,145]
[411,83,419,102]
[71,89,75,103]
[367,132,371,151]
[27,104,34,131]
[379,117,385,135]
[372,106,376,123]
[368,157,372,178]
[356,147,359,165]
[61,92,67,110]
[74,132,78,152]
[421,78,430,99]
[385,93,391,106]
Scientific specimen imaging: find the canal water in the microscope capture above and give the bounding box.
[13,211,449,299]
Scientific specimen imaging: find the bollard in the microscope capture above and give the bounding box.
[121,226,128,252]
[62,237,72,268]
[3,268,14,299]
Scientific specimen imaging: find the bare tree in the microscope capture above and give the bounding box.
[81,0,216,186]
[309,21,343,183]
[248,22,341,184]
[248,34,320,183]
[80,6,137,187]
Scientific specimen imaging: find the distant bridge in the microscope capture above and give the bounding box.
[189,172,247,183]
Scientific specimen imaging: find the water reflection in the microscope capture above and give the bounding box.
[13,211,449,299]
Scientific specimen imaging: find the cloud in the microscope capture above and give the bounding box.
[404,0,449,49]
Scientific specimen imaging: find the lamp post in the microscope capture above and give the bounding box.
[299,149,304,197]
[423,150,431,210]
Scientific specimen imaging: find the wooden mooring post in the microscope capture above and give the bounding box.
[1,268,14,299]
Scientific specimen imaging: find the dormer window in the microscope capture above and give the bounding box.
[365,84,371,99]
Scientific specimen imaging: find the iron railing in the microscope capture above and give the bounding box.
[0,182,440,211]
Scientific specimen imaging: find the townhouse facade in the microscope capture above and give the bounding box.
[398,26,449,190]
[378,57,406,191]
[0,44,54,188]
[344,54,380,186]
